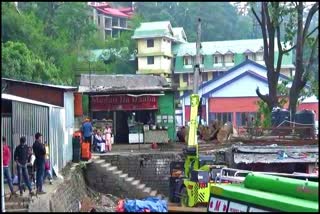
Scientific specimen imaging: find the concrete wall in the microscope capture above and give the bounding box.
[29,164,90,212]
[100,153,183,196]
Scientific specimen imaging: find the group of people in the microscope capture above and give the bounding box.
[81,118,112,153]
[2,132,53,197]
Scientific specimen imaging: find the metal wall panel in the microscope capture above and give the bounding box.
[12,101,49,148]
[49,107,65,172]
[63,92,74,166]
[1,116,13,173]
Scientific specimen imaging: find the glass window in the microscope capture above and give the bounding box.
[147,56,154,64]
[147,39,154,47]
[98,16,101,25]
[184,56,192,65]
[183,74,188,82]
[214,56,219,63]
[112,17,119,26]
[202,72,208,82]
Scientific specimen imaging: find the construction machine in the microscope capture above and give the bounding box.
[169,18,227,207]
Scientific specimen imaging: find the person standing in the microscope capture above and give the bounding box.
[26,147,36,187]
[2,136,17,196]
[104,125,112,152]
[81,117,93,150]
[14,136,34,196]
[32,132,46,194]
[43,141,53,185]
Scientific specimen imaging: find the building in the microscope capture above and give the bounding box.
[78,74,176,144]
[132,21,188,85]
[1,78,77,173]
[173,39,295,96]
[132,21,295,99]
[88,2,133,39]
[178,60,318,128]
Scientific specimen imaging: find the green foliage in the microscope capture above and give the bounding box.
[256,100,272,128]
[2,41,63,84]
[1,2,103,85]
[134,2,257,42]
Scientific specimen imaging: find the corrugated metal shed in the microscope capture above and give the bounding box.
[2,93,72,173]
[233,145,319,164]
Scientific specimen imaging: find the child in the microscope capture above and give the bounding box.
[43,142,53,184]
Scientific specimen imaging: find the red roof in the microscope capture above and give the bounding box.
[95,6,133,18]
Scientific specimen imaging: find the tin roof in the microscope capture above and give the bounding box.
[172,38,289,56]
[2,93,62,108]
[132,21,175,40]
[233,145,318,164]
[2,78,77,91]
[78,74,171,93]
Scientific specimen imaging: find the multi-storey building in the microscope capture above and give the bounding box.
[131,21,188,85]
[173,39,295,96]
[88,2,133,39]
[133,21,295,98]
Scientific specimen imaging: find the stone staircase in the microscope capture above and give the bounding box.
[89,156,168,201]
[4,195,30,212]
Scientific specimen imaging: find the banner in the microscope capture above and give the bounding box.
[90,95,158,111]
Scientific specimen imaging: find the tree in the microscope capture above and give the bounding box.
[2,41,63,84]
[251,2,319,116]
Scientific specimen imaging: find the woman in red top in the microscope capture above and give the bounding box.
[2,136,16,195]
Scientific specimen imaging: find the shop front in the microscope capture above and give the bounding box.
[79,74,176,144]
[89,93,175,144]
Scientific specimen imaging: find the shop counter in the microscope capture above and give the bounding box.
[144,129,169,143]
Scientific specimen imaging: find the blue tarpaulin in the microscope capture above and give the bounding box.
[124,197,168,212]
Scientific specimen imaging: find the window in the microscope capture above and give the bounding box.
[214,56,219,63]
[147,39,154,48]
[112,17,119,26]
[120,18,127,28]
[200,55,205,64]
[184,56,192,65]
[202,72,208,82]
[245,55,249,60]
[256,52,264,61]
[209,112,233,124]
[236,112,259,126]
[225,54,234,63]
[183,74,188,82]
[147,56,154,64]
[105,17,112,29]
[98,16,101,25]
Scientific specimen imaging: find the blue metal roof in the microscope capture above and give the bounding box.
[180,59,291,99]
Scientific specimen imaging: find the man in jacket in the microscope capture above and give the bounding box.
[14,136,34,196]
[2,136,17,196]
[81,117,93,150]
[32,132,46,194]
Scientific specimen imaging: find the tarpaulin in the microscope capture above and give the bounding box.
[124,197,168,212]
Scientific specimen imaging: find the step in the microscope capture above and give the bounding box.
[137,183,146,189]
[125,177,134,182]
[5,196,30,203]
[94,159,105,164]
[131,180,140,186]
[119,173,128,178]
[142,187,151,194]
[6,208,28,212]
[107,166,117,171]
[101,163,111,168]
[5,202,28,209]
[150,190,158,196]
[113,170,123,175]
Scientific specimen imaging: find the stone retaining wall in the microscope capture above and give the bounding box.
[100,152,183,196]
[28,163,90,212]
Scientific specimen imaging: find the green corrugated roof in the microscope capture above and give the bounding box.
[172,38,290,56]
[132,21,175,39]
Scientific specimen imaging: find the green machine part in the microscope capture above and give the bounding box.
[184,94,200,178]
[183,180,212,207]
[244,172,318,202]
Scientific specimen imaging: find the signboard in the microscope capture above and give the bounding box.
[90,95,158,111]
[228,202,248,212]
[208,196,228,212]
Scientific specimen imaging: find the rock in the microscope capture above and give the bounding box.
[100,195,116,207]
[92,205,115,212]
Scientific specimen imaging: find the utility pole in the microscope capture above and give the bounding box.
[193,18,201,94]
